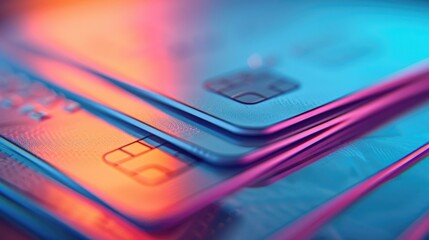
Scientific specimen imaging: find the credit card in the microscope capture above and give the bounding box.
[0,66,342,228]
[0,57,426,229]
[309,149,429,240]
[1,43,428,166]
[183,106,428,240]
[0,149,205,239]
[0,50,338,166]
[6,0,429,135]
[272,144,429,240]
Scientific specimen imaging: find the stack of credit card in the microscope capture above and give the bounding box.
[0,0,428,239]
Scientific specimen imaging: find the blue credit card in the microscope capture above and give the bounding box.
[187,105,428,239]
[5,0,429,135]
[311,153,429,240]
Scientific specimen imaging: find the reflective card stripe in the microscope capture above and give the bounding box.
[272,143,429,240]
